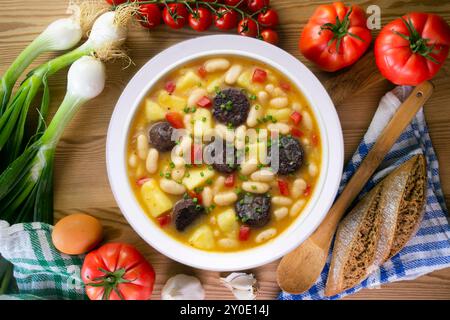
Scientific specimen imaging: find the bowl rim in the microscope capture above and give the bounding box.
[106,35,343,271]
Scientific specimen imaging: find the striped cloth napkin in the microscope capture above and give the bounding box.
[0,221,87,300]
[279,86,450,300]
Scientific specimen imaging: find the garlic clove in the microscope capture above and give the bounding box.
[161,274,205,300]
[220,272,258,300]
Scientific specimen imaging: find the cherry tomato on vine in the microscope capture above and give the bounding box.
[189,7,213,32]
[258,8,278,27]
[225,0,246,7]
[238,18,258,37]
[214,8,239,30]
[162,3,188,29]
[247,0,269,13]
[261,29,278,44]
[138,4,161,29]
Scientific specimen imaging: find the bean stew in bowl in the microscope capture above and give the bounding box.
[107,35,343,270]
[127,56,322,252]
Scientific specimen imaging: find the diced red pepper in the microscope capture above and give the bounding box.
[188,191,203,205]
[224,173,235,188]
[238,225,251,241]
[291,127,304,138]
[156,214,171,228]
[198,66,207,78]
[280,82,291,91]
[304,185,312,197]
[290,111,302,125]
[252,68,267,83]
[165,112,184,129]
[311,134,319,146]
[190,143,203,165]
[136,177,150,186]
[196,96,212,108]
[164,80,176,94]
[278,179,290,196]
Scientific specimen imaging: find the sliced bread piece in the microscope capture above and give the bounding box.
[324,183,385,296]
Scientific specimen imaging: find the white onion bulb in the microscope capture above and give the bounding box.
[42,18,83,51]
[67,56,105,100]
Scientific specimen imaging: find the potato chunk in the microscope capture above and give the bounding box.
[189,225,214,250]
[176,71,203,91]
[182,167,215,190]
[141,179,173,217]
[158,91,186,113]
[145,99,166,122]
[216,208,239,235]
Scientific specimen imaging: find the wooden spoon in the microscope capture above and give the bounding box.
[277,81,434,294]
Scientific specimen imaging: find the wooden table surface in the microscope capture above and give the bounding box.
[1,0,450,300]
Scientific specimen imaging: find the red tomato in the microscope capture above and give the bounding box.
[247,0,269,13]
[162,3,188,29]
[225,0,245,7]
[224,173,235,187]
[291,127,304,138]
[198,66,207,78]
[165,112,184,129]
[279,81,291,91]
[138,4,161,28]
[214,8,239,30]
[304,185,312,197]
[189,7,213,32]
[238,225,251,241]
[311,133,319,146]
[290,111,302,125]
[188,191,203,205]
[238,18,258,37]
[375,12,450,85]
[105,0,127,5]
[197,96,212,108]
[136,177,150,186]
[164,80,176,94]
[252,68,267,83]
[261,29,279,45]
[258,8,278,27]
[299,2,372,72]
[81,243,155,300]
[156,214,171,227]
[277,179,289,196]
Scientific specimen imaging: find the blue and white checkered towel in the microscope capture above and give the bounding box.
[279,86,450,300]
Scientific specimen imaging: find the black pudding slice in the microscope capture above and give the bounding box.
[235,194,271,228]
[270,135,304,175]
[204,139,238,174]
[173,199,205,231]
[213,88,250,127]
[148,121,176,152]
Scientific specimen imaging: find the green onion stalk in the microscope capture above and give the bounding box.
[0,56,106,225]
[0,10,128,168]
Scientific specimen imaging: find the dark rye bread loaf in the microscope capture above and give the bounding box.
[325,155,426,296]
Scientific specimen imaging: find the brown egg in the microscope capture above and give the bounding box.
[52,213,103,255]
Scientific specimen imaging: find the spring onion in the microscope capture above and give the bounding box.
[0,10,129,167]
[0,56,106,225]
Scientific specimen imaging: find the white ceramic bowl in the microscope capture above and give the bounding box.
[106,35,343,271]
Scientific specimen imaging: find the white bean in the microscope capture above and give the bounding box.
[292,102,302,112]
[214,192,238,206]
[265,84,275,95]
[128,153,138,168]
[145,148,159,174]
[171,167,185,181]
[271,196,293,206]
[204,58,230,73]
[135,163,146,178]
[309,163,318,177]
[255,228,277,243]
[273,87,287,97]
[240,160,258,175]
[270,97,289,109]
[213,176,225,193]
[187,88,208,106]
[202,186,213,207]
[267,123,290,134]
[246,104,263,127]
[291,178,307,198]
[250,169,275,182]
[235,125,246,150]
[224,64,242,84]
[218,238,239,248]
[273,207,289,220]
[302,111,313,130]
[137,134,149,160]
[172,156,186,168]
[183,114,193,132]
[159,179,186,195]
[257,91,269,105]
[242,181,270,194]
[290,199,306,217]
